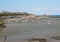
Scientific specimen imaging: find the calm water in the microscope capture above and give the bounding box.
[1,18,60,42]
[4,18,60,36]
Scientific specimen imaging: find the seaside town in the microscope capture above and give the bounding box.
[0,11,48,24]
[0,11,48,30]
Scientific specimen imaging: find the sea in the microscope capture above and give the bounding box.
[0,18,60,42]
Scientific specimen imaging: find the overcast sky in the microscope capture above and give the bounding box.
[0,0,60,15]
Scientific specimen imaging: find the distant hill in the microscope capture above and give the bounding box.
[48,15,60,18]
[0,11,31,16]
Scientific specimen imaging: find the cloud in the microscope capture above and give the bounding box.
[29,8,60,14]
[53,8,60,10]
[52,8,60,13]
[34,8,46,11]
[34,8,59,11]
[34,9,40,11]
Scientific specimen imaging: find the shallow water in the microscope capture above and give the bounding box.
[1,18,60,42]
[4,19,60,34]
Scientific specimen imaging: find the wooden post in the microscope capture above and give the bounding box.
[4,35,7,42]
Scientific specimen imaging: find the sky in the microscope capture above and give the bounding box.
[0,0,60,15]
